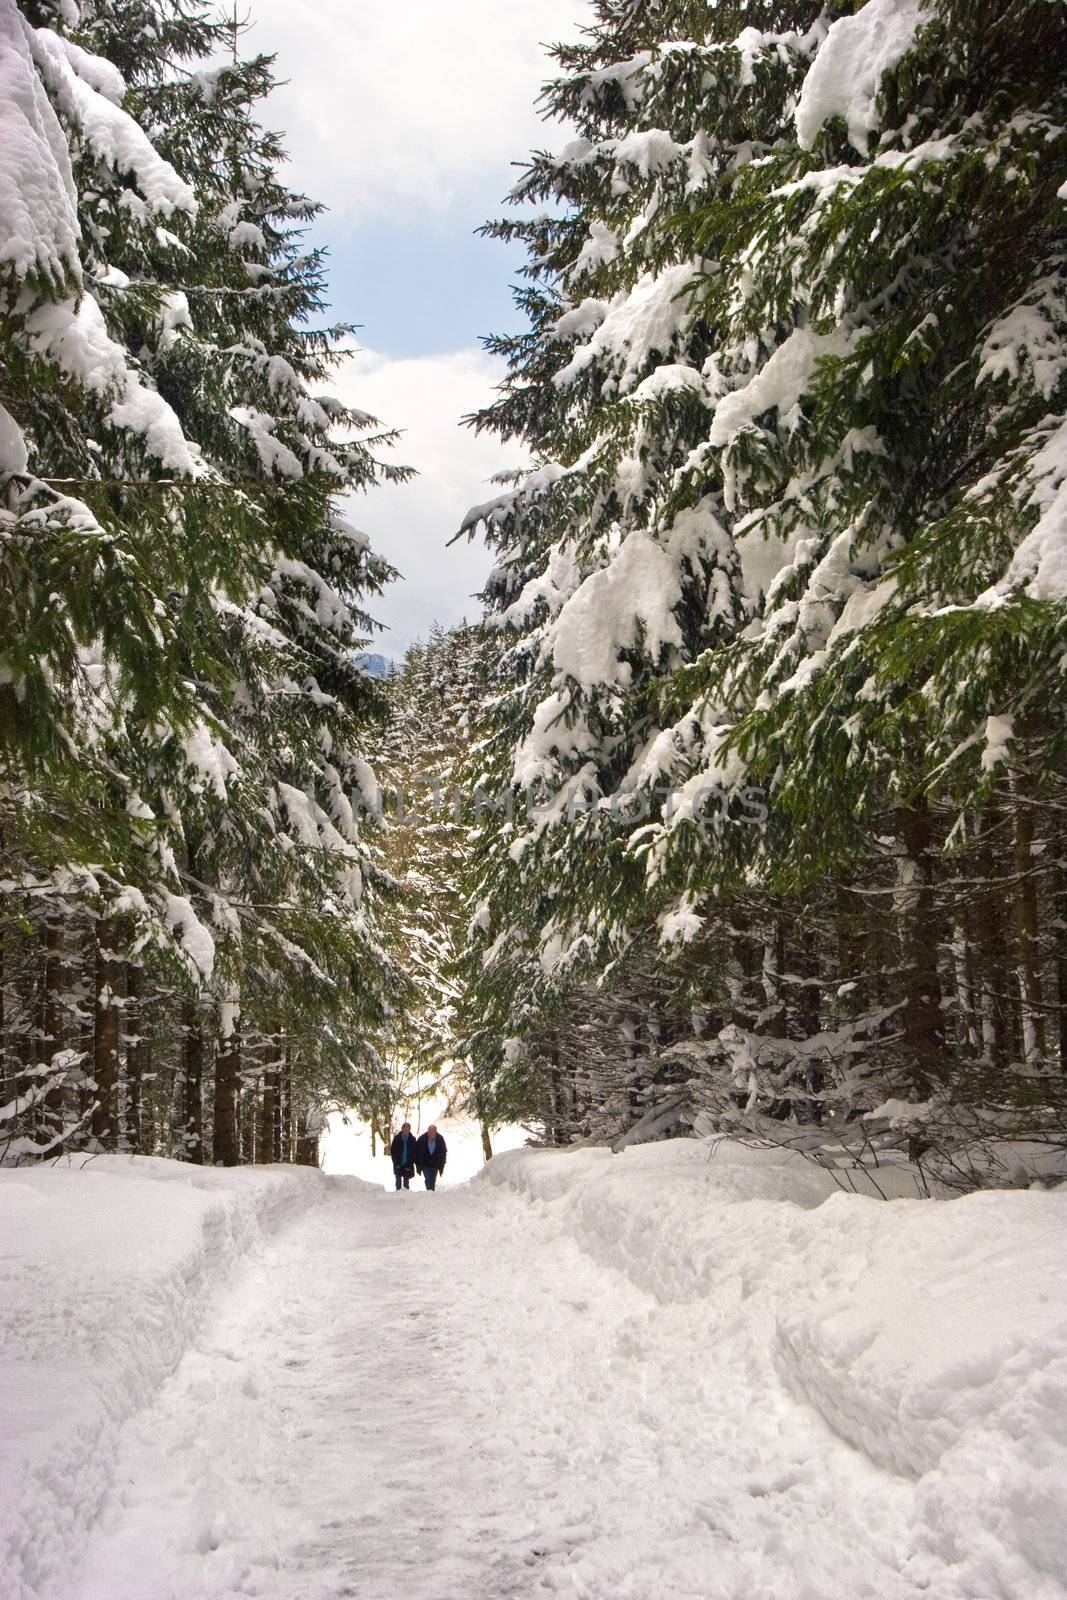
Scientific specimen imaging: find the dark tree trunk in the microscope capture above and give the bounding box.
[241,1082,256,1163]
[547,1050,564,1146]
[272,1063,283,1163]
[91,918,121,1149]
[898,799,947,1098]
[37,915,69,1141]
[0,917,6,1109]
[762,914,788,1038]
[212,1029,241,1166]
[791,912,823,1041]
[952,898,980,1057]
[834,884,864,1023]
[42,917,64,1063]
[261,1070,278,1164]
[182,1002,204,1163]
[124,963,144,1153]
[295,1105,320,1168]
[976,818,1012,1070]
[1056,845,1067,1070]
[1012,783,1047,1066]
[280,1045,293,1162]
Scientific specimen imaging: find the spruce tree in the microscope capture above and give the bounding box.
[1,0,406,1162]
[458,0,1067,1167]
[379,625,498,1147]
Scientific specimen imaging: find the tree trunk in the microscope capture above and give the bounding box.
[792,907,824,1123]
[479,1118,493,1162]
[834,884,864,1022]
[951,908,980,1056]
[42,917,64,1063]
[0,917,6,1113]
[4,915,41,1147]
[897,799,947,1098]
[295,1104,321,1167]
[182,1002,204,1163]
[91,917,121,1149]
[1056,844,1067,1070]
[792,912,821,1033]
[272,1063,283,1163]
[261,1070,278,1164]
[124,962,145,1153]
[280,1045,293,1162]
[212,1028,241,1167]
[0,917,7,1104]
[761,915,787,1038]
[37,915,70,1141]
[976,817,1012,1070]
[139,1033,156,1155]
[548,1056,563,1146]
[1012,781,1047,1066]
[241,1083,256,1163]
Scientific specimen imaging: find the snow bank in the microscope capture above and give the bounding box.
[0,1157,325,1600]
[482,1140,1067,1600]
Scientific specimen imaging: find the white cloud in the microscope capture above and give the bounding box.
[331,345,524,657]
[247,0,590,221]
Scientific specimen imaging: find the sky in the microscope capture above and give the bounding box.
[245,0,592,658]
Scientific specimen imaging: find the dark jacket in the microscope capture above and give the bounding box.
[390,1131,417,1175]
[415,1131,447,1174]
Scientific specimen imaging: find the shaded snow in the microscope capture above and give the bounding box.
[161,892,215,983]
[230,405,303,478]
[980,713,1015,771]
[978,284,1067,402]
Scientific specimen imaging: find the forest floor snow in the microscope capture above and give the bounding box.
[1,1142,1065,1600]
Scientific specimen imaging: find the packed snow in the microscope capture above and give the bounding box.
[1,1140,1064,1600]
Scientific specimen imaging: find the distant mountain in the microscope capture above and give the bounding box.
[357,652,393,680]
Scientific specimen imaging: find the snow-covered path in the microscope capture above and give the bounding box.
[68,1171,938,1600]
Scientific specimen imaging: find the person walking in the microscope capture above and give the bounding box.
[415,1124,447,1191]
[390,1121,416,1190]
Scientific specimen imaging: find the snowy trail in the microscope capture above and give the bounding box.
[67,1172,934,1600]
